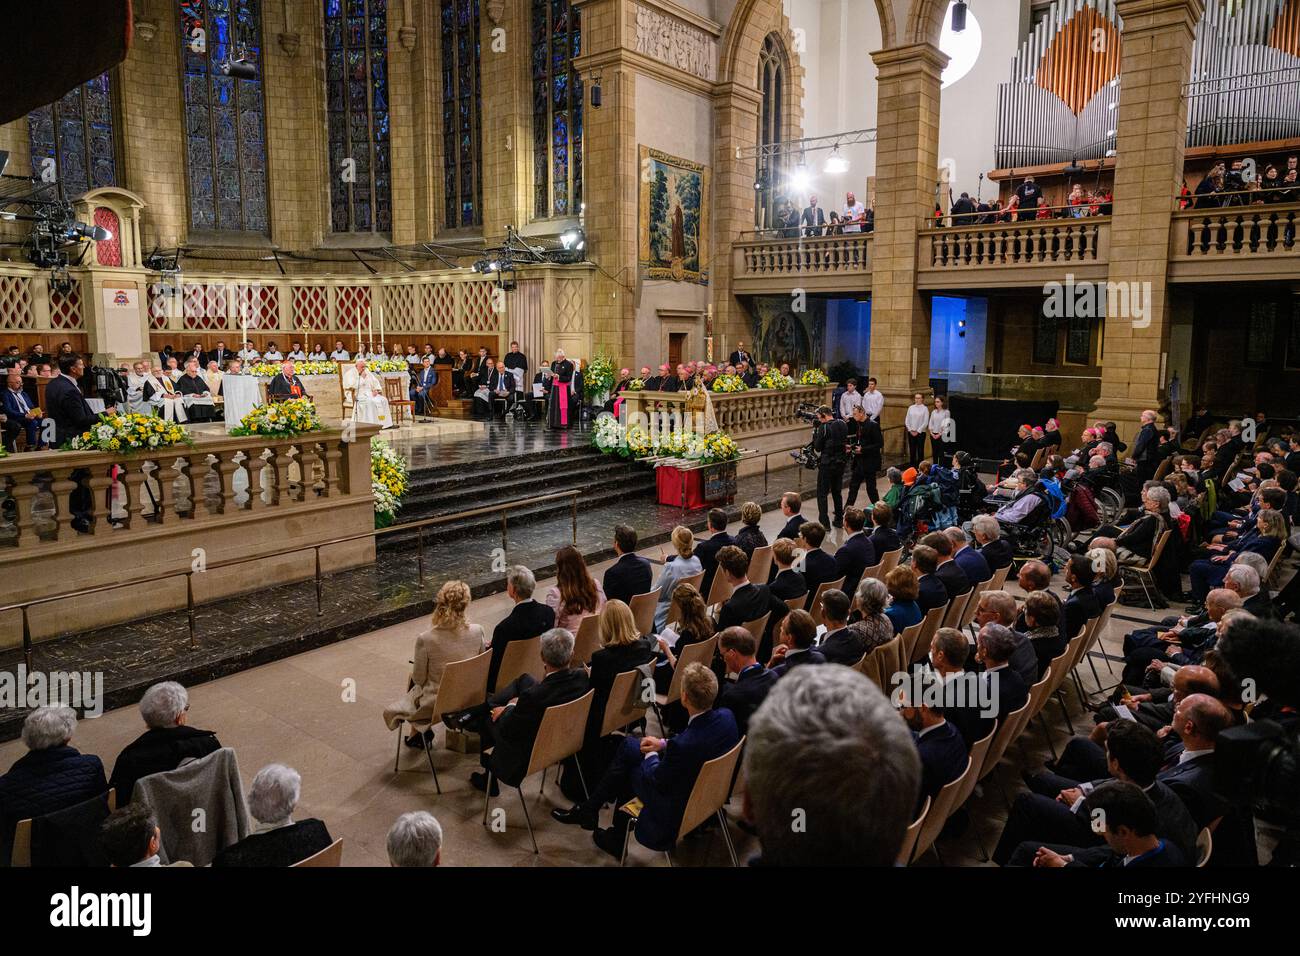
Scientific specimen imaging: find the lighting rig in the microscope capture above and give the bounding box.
[0,154,113,290]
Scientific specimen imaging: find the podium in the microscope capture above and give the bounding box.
[655,460,740,512]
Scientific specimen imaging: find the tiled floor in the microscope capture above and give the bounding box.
[0,504,1175,867]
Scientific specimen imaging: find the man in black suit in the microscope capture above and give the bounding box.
[728,342,752,368]
[967,625,1030,745]
[715,546,785,632]
[813,405,848,529]
[47,353,110,447]
[1031,782,1187,867]
[800,195,827,236]
[602,524,652,607]
[1154,693,1232,829]
[768,608,826,675]
[775,492,807,541]
[694,509,735,600]
[470,628,590,795]
[410,356,438,415]
[486,566,555,692]
[833,507,876,598]
[769,538,807,602]
[715,627,778,735]
[912,546,949,614]
[109,682,222,804]
[971,514,1014,572]
[1062,555,1102,641]
[996,718,1197,866]
[817,589,867,665]
[845,405,884,507]
[899,675,969,814]
[796,522,839,610]
[267,359,310,402]
[869,502,902,557]
[920,531,971,603]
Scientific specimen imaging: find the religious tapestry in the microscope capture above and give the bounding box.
[638,146,711,285]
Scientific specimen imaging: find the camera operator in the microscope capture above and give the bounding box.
[1216,616,1300,865]
[845,404,883,508]
[813,404,848,529]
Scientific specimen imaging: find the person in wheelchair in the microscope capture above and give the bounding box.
[992,468,1053,545]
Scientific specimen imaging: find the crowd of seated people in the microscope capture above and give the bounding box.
[1183,155,1299,209]
[939,177,1114,227]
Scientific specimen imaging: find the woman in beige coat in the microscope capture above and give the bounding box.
[384,580,486,748]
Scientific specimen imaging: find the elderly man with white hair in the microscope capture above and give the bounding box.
[108,681,222,804]
[945,525,992,585]
[212,764,333,867]
[349,356,393,428]
[970,513,1014,572]
[387,811,443,867]
[1224,560,1275,619]
[0,706,108,862]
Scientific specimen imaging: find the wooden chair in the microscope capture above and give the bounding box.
[1119,530,1172,609]
[1153,457,1173,481]
[705,572,735,609]
[664,572,705,626]
[880,547,904,576]
[383,375,414,425]
[897,796,931,865]
[621,736,746,866]
[747,546,773,585]
[957,580,989,630]
[898,619,926,666]
[481,689,596,854]
[910,603,948,664]
[988,564,1012,590]
[599,668,651,737]
[628,588,660,637]
[853,649,881,686]
[573,615,601,667]
[808,577,846,625]
[874,634,905,691]
[910,756,972,864]
[784,594,807,612]
[940,589,973,629]
[952,727,995,815]
[11,788,116,867]
[493,635,543,692]
[292,837,344,867]
[393,648,491,792]
[979,698,1031,784]
[1195,827,1213,867]
[656,637,718,711]
[741,613,771,646]
[862,559,885,583]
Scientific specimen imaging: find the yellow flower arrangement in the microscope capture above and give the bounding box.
[245,361,339,377]
[371,439,409,528]
[230,397,323,437]
[701,431,741,463]
[799,368,830,386]
[710,373,749,394]
[62,412,193,453]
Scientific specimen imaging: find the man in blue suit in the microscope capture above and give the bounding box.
[694,509,736,600]
[3,369,41,449]
[912,545,949,614]
[602,524,653,607]
[552,662,740,858]
[946,526,992,586]
[410,356,438,415]
[899,678,968,816]
[714,627,778,736]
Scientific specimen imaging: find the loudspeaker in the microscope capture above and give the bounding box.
[952,1,968,33]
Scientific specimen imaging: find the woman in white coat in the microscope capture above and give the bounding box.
[928,394,952,463]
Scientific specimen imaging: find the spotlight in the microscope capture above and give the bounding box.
[590,79,602,109]
[220,57,257,80]
[789,163,812,194]
[951,0,968,33]
[68,222,111,242]
[824,148,849,175]
[560,228,585,251]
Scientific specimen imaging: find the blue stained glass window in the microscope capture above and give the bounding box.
[27,73,118,199]
[439,0,481,229]
[531,0,582,219]
[179,0,269,233]
[325,0,391,233]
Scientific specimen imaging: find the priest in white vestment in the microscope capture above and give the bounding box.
[349,358,392,428]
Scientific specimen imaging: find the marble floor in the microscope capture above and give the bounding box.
[0,504,1173,867]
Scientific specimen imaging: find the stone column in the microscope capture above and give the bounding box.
[1091,0,1203,444]
[479,0,533,240]
[711,82,763,357]
[868,41,945,458]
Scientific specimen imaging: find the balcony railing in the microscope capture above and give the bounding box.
[619,386,833,444]
[1169,202,1300,278]
[732,231,873,292]
[922,215,1111,272]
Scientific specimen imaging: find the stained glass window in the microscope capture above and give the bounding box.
[756,35,786,229]
[531,0,583,219]
[441,0,482,229]
[325,0,391,234]
[27,74,118,199]
[179,0,269,233]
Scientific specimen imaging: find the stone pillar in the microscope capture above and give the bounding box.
[479,0,533,240]
[1091,0,1203,444]
[868,41,945,457]
[711,82,763,357]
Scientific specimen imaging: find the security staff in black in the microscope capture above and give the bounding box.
[814,405,848,529]
[845,405,884,507]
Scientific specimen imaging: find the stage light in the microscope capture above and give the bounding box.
[68,222,111,242]
[824,148,849,175]
[951,0,968,33]
[220,57,256,80]
[560,228,585,251]
[590,79,602,109]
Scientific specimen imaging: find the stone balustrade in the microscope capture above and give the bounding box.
[0,425,379,645]
[1169,203,1300,282]
[732,233,873,293]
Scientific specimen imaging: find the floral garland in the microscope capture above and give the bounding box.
[366,360,409,373]
[710,373,749,393]
[63,412,192,454]
[590,414,741,465]
[799,368,831,386]
[244,361,339,377]
[624,378,646,391]
[229,397,324,437]
[701,431,741,463]
[371,439,409,529]
[758,369,793,390]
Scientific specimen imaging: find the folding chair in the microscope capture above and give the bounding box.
[628,588,661,637]
[957,580,990,630]
[653,637,718,730]
[705,572,735,610]
[747,546,773,585]
[664,572,705,626]
[941,589,973,629]
[898,619,926,666]
[599,669,652,737]
[897,796,931,865]
[481,689,596,854]
[393,648,491,792]
[292,838,344,867]
[621,737,746,866]
[573,615,602,667]
[492,635,543,692]
[910,757,972,865]
[880,548,904,576]
[808,577,846,624]
[909,603,948,664]
[784,595,807,612]
[741,613,771,646]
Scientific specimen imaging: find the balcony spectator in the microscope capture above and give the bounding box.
[776,198,800,238]
[1014,176,1043,221]
[842,192,867,233]
[800,195,826,237]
